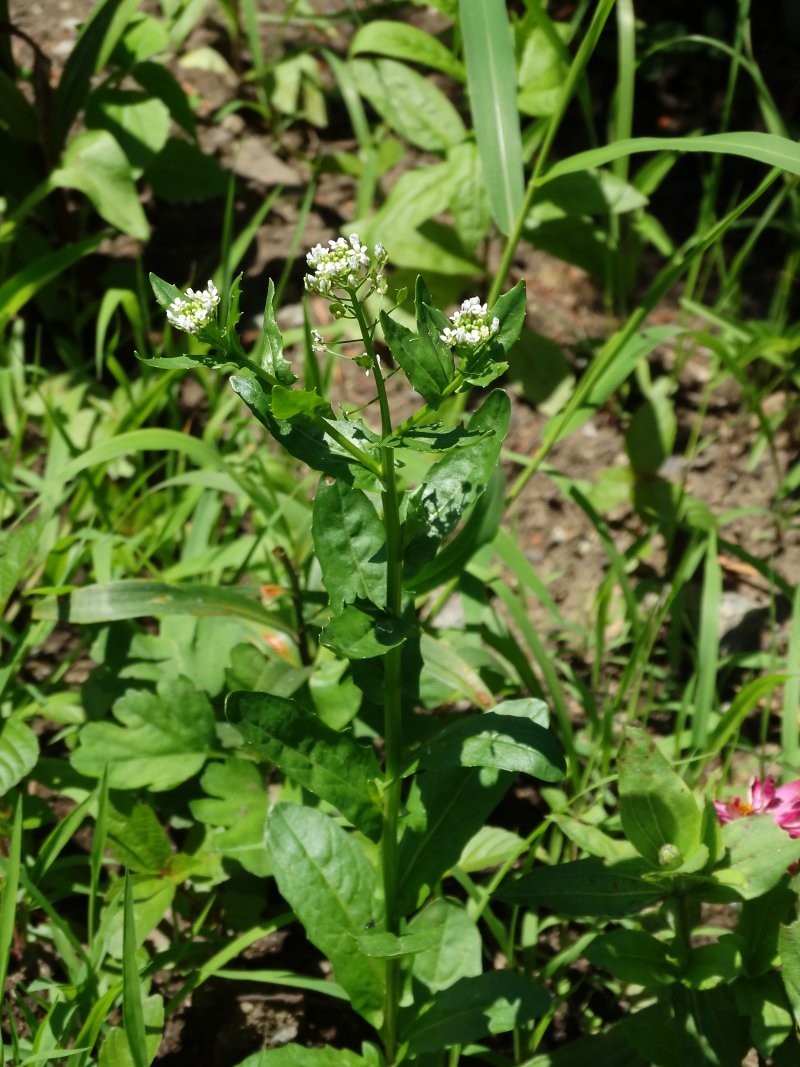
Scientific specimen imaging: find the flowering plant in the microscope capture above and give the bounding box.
[715,776,800,837]
[149,242,564,1065]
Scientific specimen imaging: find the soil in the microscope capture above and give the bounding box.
[7,0,800,1062]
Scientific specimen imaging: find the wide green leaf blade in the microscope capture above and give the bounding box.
[265,803,385,1025]
[312,479,387,612]
[714,816,800,900]
[404,971,550,1053]
[408,898,482,992]
[226,691,383,841]
[320,603,412,660]
[0,720,39,797]
[350,20,465,81]
[399,766,512,912]
[380,310,451,408]
[350,58,466,151]
[420,709,565,781]
[72,676,215,790]
[618,729,704,868]
[500,857,663,918]
[33,579,292,635]
[585,930,676,987]
[249,1048,367,1066]
[405,390,510,574]
[190,759,271,876]
[52,129,149,239]
[459,0,524,234]
[541,131,800,184]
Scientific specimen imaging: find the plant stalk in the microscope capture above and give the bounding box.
[351,294,404,1065]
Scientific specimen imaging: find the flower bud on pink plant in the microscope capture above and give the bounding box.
[715,776,800,838]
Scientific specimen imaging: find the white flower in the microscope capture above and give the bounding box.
[166,280,220,334]
[304,234,388,305]
[440,296,500,351]
[311,330,326,353]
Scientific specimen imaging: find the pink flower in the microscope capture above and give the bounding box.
[715,777,800,838]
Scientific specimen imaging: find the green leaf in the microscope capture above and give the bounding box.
[271,385,331,420]
[517,23,569,117]
[148,271,184,311]
[713,816,800,900]
[419,632,494,709]
[190,759,271,876]
[33,579,291,635]
[542,131,800,185]
[52,129,150,239]
[85,87,170,171]
[500,857,663,918]
[408,899,482,992]
[0,720,39,797]
[230,375,370,485]
[226,691,383,841]
[320,603,412,660]
[145,137,228,200]
[405,467,503,594]
[380,281,455,408]
[72,676,215,790]
[253,280,296,386]
[122,873,150,1067]
[585,930,676,986]
[99,994,163,1067]
[0,68,38,140]
[133,61,195,137]
[457,824,525,873]
[0,516,45,613]
[779,921,800,1029]
[459,0,524,234]
[0,233,105,329]
[490,279,527,354]
[420,709,565,781]
[447,142,492,250]
[312,479,387,612]
[50,0,141,149]
[405,390,511,573]
[399,766,512,912]
[618,728,704,868]
[350,58,466,152]
[350,20,465,82]
[265,803,385,1025]
[107,801,173,875]
[733,975,793,1059]
[404,971,549,1053]
[684,937,743,991]
[529,169,648,222]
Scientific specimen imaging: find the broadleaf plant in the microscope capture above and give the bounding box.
[148,234,563,1063]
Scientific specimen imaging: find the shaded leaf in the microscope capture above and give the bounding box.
[190,759,271,876]
[265,803,385,1025]
[312,479,387,612]
[500,857,663,918]
[320,603,412,660]
[0,720,38,798]
[226,691,382,840]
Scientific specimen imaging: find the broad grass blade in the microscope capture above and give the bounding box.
[122,873,149,1067]
[0,234,105,329]
[692,532,722,750]
[782,583,800,769]
[543,131,800,184]
[459,0,524,235]
[0,799,22,1030]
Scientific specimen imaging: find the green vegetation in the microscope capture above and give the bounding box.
[3,1,800,1064]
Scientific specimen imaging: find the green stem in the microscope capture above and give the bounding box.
[350,293,404,1066]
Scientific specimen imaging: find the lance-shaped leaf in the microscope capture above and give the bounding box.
[253,279,296,385]
[618,728,704,868]
[500,857,663,918]
[405,390,510,576]
[320,602,413,660]
[399,766,512,912]
[71,676,215,791]
[265,803,385,1025]
[381,313,450,409]
[490,279,527,353]
[403,971,549,1053]
[0,720,38,797]
[420,710,565,782]
[313,479,387,612]
[149,271,184,312]
[226,691,382,841]
[231,375,365,485]
[405,467,503,593]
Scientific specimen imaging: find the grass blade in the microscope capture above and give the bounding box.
[122,873,149,1067]
[691,532,722,750]
[0,798,22,1036]
[782,583,800,769]
[459,0,524,235]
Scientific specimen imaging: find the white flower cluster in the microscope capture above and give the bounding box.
[440,297,500,350]
[166,281,220,334]
[304,234,388,299]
